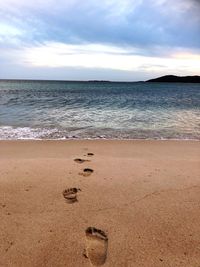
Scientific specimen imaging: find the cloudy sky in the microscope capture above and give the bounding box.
[0,0,200,81]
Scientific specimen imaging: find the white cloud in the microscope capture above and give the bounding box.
[0,23,24,38]
[21,42,200,74]
[0,23,25,44]
[0,0,199,80]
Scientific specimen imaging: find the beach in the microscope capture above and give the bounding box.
[0,140,200,266]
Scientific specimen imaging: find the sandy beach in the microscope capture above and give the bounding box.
[0,140,200,267]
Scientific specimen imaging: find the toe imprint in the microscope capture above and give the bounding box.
[83,168,94,173]
[85,227,108,266]
[87,153,94,156]
[74,158,89,163]
[62,188,81,203]
[83,168,94,175]
[79,168,94,177]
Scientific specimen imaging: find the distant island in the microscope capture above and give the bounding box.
[87,80,111,83]
[146,75,200,83]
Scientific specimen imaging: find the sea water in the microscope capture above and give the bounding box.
[0,80,199,140]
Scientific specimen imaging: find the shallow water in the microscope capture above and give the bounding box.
[0,80,199,140]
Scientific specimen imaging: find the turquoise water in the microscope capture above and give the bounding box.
[0,80,199,140]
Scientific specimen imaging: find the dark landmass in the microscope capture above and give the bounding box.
[146,75,200,83]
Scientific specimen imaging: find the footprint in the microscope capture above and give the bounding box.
[79,168,94,176]
[62,188,81,203]
[87,153,94,156]
[5,241,14,252]
[85,227,108,266]
[74,158,89,164]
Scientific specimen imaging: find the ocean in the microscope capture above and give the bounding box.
[0,80,199,140]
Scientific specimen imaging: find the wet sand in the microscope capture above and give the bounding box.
[0,140,200,267]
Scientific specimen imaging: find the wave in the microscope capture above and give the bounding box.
[0,126,199,140]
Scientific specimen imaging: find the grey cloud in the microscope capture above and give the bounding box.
[0,0,199,80]
[0,0,200,51]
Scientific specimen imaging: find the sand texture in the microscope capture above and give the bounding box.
[0,140,200,267]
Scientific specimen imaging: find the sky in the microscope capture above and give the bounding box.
[0,0,200,81]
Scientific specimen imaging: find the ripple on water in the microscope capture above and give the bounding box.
[0,80,199,140]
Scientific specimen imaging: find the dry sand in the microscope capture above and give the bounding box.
[0,140,200,267]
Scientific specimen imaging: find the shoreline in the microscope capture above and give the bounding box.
[1,140,200,266]
[0,138,200,141]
